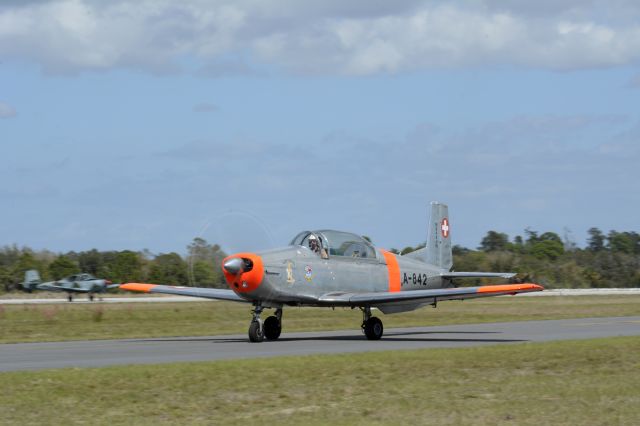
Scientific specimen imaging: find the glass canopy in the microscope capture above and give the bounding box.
[290,230,376,259]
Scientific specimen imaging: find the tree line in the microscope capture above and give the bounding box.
[1,228,638,292]
[0,237,228,292]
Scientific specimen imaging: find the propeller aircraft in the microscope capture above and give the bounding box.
[20,270,120,301]
[121,202,543,342]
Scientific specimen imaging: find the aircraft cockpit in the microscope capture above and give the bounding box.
[290,230,377,259]
[78,273,96,281]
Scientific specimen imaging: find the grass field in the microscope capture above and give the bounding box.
[1,295,639,343]
[1,336,638,425]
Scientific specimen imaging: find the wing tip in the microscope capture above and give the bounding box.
[120,283,158,293]
[478,283,544,294]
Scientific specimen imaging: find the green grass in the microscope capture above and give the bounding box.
[0,295,639,343]
[1,336,639,425]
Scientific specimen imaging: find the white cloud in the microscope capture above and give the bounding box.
[0,102,16,118]
[1,1,640,74]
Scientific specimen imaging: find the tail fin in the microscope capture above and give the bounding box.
[20,269,41,291]
[426,202,452,270]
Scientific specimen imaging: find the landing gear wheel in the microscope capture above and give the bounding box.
[67,294,73,302]
[263,316,282,340]
[89,294,94,302]
[248,320,264,342]
[364,317,383,340]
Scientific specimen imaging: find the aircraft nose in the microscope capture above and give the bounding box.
[223,257,244,275]
[221,253,264,293]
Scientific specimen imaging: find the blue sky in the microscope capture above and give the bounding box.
[1,1,639,255]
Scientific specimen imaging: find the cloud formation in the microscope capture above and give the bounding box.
[1,1,640,75]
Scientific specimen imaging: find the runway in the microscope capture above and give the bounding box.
[1,316,639,372]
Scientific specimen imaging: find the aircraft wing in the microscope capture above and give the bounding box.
[120,283,247,302]
[318,283,542,306]
[441,272,516,279]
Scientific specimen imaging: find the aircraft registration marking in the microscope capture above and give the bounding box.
[402,273,428,286]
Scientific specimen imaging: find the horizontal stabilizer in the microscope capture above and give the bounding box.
[120,283,247,302]
[441,272,516,279]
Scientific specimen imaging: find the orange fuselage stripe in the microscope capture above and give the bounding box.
[120,283,157,293]
[380,250,401,293]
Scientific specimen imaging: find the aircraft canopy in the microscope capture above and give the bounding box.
[290,230,376,259]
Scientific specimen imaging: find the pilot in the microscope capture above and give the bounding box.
[308,235,328,259]
[308,234,320,253]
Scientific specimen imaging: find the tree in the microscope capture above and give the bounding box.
[48,255,80,279]
[78,249,102,275]
[191,260,218,287]
[0,266,11,292]
[186,238,227,287]
[539,232,562,243]
[11,250,46,283]
[148,253,188,285]
[530,239,565,261]
[524,228,539,245]
[111,251,143,283]
[587,228,606,252]
[479,231,509,252]
[607,231,635,254]
[401,246,416,255]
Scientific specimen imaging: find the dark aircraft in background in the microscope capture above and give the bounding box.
[20,270,119,301]
[121,202,542,342]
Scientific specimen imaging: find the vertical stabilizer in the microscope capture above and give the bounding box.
[20,269,41,291]
[426,202,452,270]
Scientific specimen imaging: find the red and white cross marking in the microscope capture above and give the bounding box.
[441,218,450,238]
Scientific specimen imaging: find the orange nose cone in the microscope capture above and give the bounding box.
[221,253,264,293]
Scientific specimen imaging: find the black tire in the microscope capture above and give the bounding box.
[67,294,73,302]
[248,320,264,342]
[364,317,383,340]
[263,316,282,340]
[89,294,94,302]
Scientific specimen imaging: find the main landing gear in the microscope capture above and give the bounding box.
[248,305,282,343]
[361,306,383,340]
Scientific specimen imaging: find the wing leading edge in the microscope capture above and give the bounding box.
[120,283,247,302]
[318,283,543,306]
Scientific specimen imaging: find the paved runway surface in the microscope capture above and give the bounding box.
[1,316,639,372]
